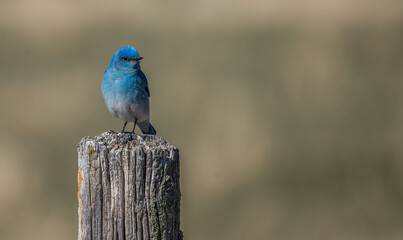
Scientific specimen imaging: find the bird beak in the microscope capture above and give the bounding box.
[133,56,143,61]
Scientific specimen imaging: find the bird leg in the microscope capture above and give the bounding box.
[121,121,128,133]
[132,118,137,133]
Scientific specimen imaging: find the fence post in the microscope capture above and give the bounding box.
[77,131,182,240]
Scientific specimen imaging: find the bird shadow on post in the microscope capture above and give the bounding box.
[77,131,182,240]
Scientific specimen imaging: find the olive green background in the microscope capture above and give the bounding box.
[1,1,402,239]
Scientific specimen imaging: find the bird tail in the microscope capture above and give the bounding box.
[138,121,157,135]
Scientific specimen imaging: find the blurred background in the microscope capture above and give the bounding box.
[1,0,403,239]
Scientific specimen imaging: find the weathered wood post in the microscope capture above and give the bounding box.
[77,131,182,240]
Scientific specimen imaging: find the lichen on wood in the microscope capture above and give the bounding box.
[77,131,182,240]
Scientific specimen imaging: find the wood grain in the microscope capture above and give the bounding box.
[77,131,182,240]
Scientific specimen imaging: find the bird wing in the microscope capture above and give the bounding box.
[138,70,150,97]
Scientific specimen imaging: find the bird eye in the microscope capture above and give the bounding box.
[122,57,129,61]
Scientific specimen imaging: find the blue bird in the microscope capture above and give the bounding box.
[101,46,157,135]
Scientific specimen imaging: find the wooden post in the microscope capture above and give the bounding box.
[77,131,182,240]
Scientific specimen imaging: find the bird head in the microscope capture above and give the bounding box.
[109,46,143,70]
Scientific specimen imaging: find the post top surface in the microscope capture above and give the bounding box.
[78,131,177,150]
